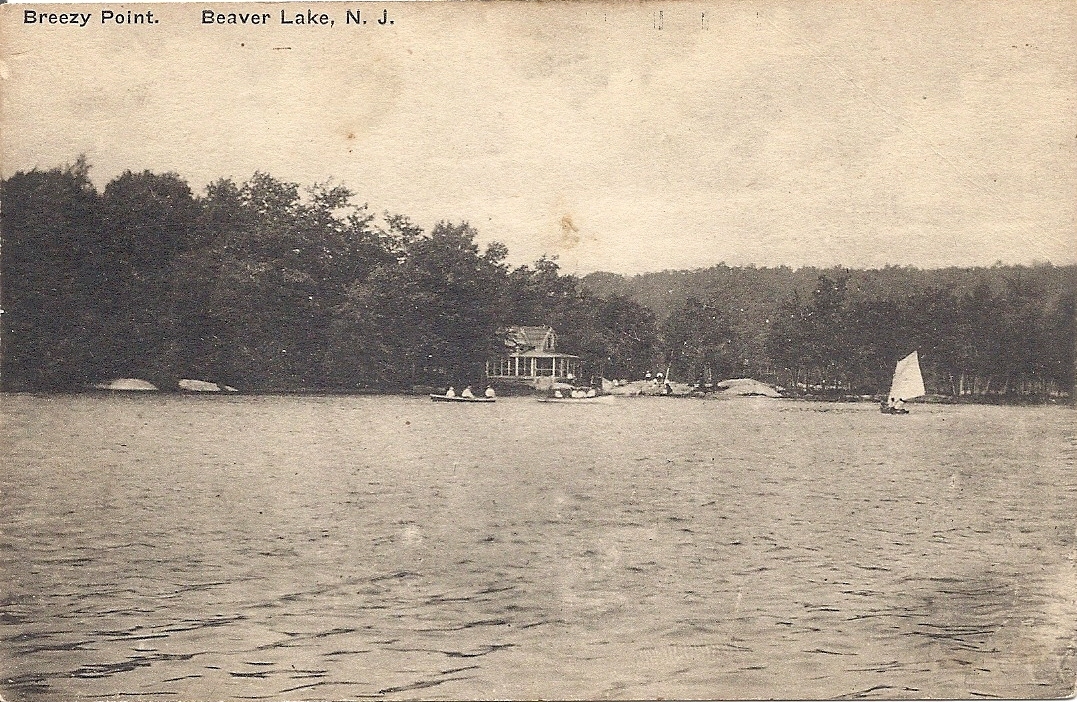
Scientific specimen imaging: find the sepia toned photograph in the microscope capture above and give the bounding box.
[1,1,1075,699]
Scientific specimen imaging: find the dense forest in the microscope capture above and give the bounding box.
[0,160,657,392]
[2,159,1074,400]
[585,265,1075,399]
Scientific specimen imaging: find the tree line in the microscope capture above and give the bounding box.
[3,159,1073,400]
[1,160,657,391]
[586,263,1075,400]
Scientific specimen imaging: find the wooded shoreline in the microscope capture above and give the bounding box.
[3,161,1073,400]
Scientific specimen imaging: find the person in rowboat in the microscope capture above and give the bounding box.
[445,386,456,397]
[484,386,496,398]
[461,385,475,398]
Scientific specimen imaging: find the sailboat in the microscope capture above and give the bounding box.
[881,350,925,414]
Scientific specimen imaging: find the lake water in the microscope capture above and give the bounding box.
[1,394,1074,700]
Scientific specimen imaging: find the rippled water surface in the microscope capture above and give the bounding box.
[2,394,1075,700]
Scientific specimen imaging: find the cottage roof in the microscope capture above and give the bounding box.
[501,325,557,351]
[513,350,580,359]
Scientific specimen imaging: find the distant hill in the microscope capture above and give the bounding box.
[582,263,1076,399]
[582,263,1077,322]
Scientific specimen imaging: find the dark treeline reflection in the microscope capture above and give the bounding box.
[2,159,1073,400]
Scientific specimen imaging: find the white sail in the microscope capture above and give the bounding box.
[888,351,925,405]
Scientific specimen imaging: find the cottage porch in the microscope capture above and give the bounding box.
[486,351,581,380]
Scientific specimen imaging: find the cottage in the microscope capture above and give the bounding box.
[486,326,580,381]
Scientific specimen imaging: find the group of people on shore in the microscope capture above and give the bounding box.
[644,371,674,395]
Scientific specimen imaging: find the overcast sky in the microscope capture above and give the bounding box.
[2,1,1074,274]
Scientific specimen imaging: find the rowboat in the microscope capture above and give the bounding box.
[536,394,615,404]
[429,394,495,403]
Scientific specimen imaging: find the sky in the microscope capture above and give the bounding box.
[2,0,1074,274]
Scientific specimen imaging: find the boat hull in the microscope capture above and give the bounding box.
[429,394,495,403]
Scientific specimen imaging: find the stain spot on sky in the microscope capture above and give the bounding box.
[559,215,581,249]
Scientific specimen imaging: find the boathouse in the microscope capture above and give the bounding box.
[486,326,580,382]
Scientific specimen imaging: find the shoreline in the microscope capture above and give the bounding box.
[1,387,1071,406]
